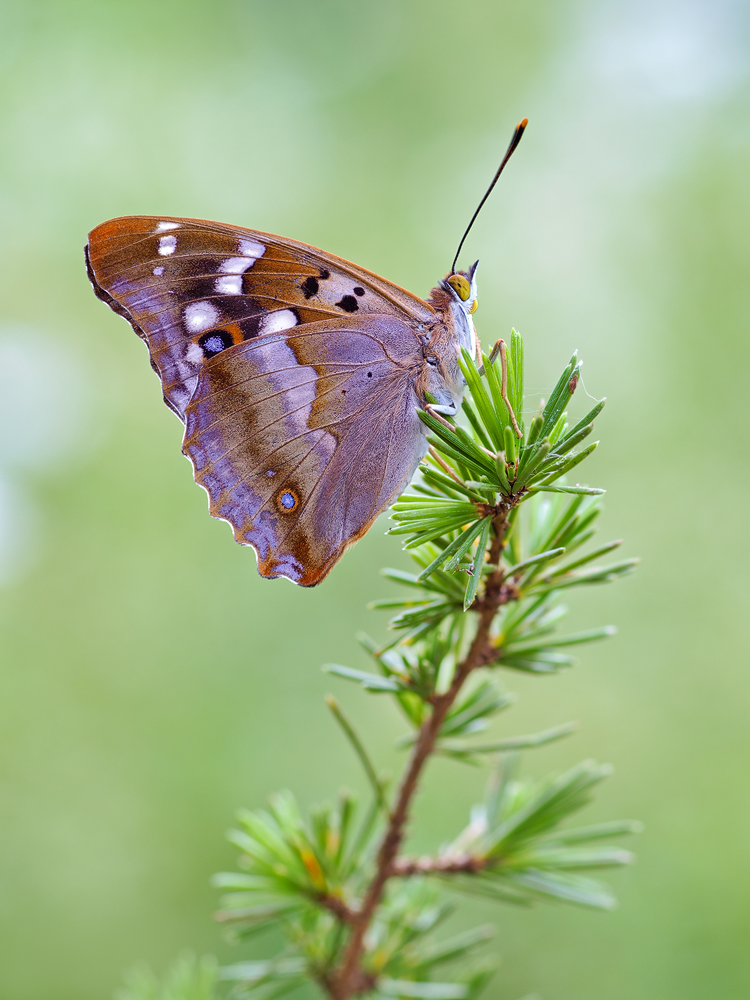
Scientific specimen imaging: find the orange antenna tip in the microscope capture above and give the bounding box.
[450,117,529,275]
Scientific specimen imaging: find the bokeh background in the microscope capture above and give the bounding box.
[1,1,749,998]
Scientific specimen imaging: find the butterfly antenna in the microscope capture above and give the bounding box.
[450,117,528,275]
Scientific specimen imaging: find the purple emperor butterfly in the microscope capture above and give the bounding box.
[86,120,527,586]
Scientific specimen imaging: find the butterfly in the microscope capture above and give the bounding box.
[85,120,527,586]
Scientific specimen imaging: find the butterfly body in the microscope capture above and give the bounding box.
[86,216,479,585]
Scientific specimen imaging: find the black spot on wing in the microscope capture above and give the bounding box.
[319,269,331,280]
[336,295,359,313]
[301,276,319,298]
[353,286,365,296]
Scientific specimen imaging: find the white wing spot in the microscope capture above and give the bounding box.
[156,221,180,231]
[215,275,243,295]
[185,342,205,364]
[158,235,177,256]
[219,256,255,274]
[184,301,220,333]
[238,239,265,261]
[153,265,165,276]
[260,309,298,335]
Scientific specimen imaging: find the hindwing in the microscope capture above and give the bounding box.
[182,316,426,585]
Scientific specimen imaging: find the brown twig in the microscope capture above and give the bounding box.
[318,894,359,925]
[330,511,510,1000]
[388,853,487,877]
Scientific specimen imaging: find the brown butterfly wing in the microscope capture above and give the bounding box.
[86,215,435,419]
[182,316,426,585]
[86,215,441,583]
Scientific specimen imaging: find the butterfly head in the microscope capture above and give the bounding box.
[419,263,479,415]
[427,260,479,362]
[445,262,479,317]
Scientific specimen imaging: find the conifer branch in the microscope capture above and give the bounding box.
[388,853,487,877]
[193,333,639,1000]
[332,521,510,997]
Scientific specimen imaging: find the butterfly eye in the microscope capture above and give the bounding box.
[447,274,471,301]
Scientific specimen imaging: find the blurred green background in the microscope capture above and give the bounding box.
[1,1,749,997]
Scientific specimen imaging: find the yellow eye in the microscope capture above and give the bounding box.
[469,298,478,314]
[447,274,471,301]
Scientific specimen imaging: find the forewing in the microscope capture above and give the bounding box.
[182,315,426,586]
[86,215,435,419]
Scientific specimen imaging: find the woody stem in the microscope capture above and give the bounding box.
[332,512,509,1000]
